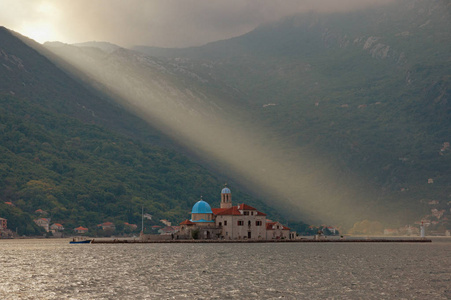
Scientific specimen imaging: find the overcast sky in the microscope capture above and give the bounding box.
[0,0,394,48]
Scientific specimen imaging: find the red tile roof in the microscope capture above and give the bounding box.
[213,205,266,216]
[53,223,63,227]
[180,219,195,225]
[214,206,241,216]
[211,208,229,215]
[266,222,290,230]
[75,226,88,231]
[236,203,256,210]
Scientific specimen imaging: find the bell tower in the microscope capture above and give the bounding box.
[220,184,232,209]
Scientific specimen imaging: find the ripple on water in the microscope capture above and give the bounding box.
[0,240,450,299]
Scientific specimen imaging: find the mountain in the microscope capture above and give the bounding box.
[44,0,450,228]
[0,27,283,235]
[2,0,449,233]
[73,41,121,54]
[131,0,450,228]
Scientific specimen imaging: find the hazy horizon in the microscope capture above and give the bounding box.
[1,0,394,48]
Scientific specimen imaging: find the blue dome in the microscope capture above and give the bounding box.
[191,200,213,214]
[221,187,231,194]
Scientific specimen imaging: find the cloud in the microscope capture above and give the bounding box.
[1,0,394,47]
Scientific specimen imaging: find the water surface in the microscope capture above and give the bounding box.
[0,239,450,299]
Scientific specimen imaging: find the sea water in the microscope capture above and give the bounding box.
[0,239,450,299]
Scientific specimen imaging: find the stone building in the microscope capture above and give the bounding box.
[178,185,292,240]
[213,203,267,240]
[265,221,290,240]
[74,226,89,234]
[34,218,50,232]
[98,222,115,231]
[0,217,7,230]
[178,198,222,239]
[50,223,65,233]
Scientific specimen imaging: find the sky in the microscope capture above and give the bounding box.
[1,0,394,48]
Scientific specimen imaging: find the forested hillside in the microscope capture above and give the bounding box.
[133,0,450,228]
[1,0,449,234]
[0,27,281,235]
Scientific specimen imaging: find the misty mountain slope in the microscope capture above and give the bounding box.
[43,40,393,227]
[129,0,449,224]
[25,0,448,229]
[134,0,449,112]
[167,6,446,109]
[135,0,449,115]
[0,27,281,235]
[0,27,171,146]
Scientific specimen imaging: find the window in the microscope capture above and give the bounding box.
[219,222,222,227]
[256,221,262,226]
[243,211,249,215]
[238,221,244,226]
[248,220,251,226]
[224,220,227,226]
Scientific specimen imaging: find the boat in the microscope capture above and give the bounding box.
[69,237,92,244]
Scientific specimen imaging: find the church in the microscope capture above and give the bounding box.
[178,185,292,240]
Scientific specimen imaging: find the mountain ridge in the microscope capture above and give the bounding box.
[1,0,449,233]
[127,0,451,229]
[0,27,286,235]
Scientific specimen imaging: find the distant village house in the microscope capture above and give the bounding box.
[50,223,64,232]
[98,222,115,231]
[0,217,7,230]
[160,219,172,227]
[74,226,89,234]
[34,218,50,232]
[124,222,138,231]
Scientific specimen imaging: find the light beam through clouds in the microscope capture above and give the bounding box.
[4,0,398,226]
[42,43,389,226]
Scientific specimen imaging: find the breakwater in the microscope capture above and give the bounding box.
[90,238,432,244]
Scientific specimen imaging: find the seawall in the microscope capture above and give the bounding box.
[89,238,432,244]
